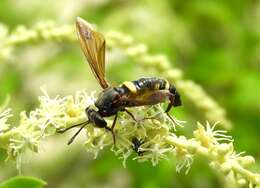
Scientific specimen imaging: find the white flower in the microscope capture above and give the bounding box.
[0,108,13,133]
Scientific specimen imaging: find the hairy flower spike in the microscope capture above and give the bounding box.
[0,20,75,61]
[0,89,259,186]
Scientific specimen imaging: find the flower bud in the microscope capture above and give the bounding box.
[237,178,247,187]
[237,155,255,168]
[217,143,232,156]
[220,162,232,175]
[187,140,198,154]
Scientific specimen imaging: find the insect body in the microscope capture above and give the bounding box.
[132,137,145,156]
[95,77,181,116]
[58,17,182,145]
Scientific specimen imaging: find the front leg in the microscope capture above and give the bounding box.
[57,121,88,133]
[86,107,118,144]
[57,121,90,145]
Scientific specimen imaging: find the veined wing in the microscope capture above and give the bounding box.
[76,17,109,89]
[122,90,171,107]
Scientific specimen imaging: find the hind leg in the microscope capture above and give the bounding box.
[165,93,179,125]
[124,108,157,122]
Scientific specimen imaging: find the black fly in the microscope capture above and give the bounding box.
[57,17,182,145]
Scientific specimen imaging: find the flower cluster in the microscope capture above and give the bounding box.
[0,21,75,61]
[166,123,260,187]
[0,89,259,187]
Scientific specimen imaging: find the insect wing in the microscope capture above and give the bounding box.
[76,17,109,89]
[123,90,171,107]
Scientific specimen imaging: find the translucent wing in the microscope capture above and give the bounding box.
[76,17,109,89]
[121,90,171,107]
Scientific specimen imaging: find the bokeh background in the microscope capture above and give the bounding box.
[0,0,260,187]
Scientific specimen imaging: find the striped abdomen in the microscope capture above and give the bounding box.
[121,77,181,107]
[122,77,170,94]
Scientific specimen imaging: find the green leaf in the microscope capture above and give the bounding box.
[0,176,47,188]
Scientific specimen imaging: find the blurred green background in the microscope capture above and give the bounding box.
[0,0,260,187]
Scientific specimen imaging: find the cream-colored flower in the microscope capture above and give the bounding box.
[0,108,12,133]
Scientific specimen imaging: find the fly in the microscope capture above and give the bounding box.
[57,17,182,145]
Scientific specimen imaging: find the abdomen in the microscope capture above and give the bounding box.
[122,77,170,94]
[119,77,181,107]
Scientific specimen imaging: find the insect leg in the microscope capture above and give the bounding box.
[165,94,174,113]
[86,107,117,144]
[124,109,137,121]
[105,114,118,145]
[57,121,89,133]
[125,108,157,122]
[67,121,90,145]
[165,93,179,125]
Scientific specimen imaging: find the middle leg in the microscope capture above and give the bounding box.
[124,109,137,121]
[105,113,118,145]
